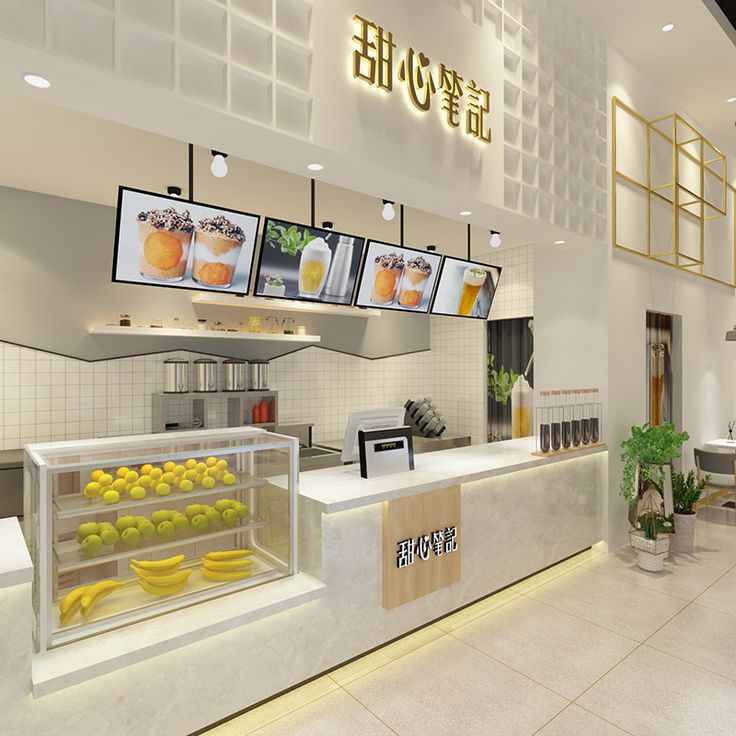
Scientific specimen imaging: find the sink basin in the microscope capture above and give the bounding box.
[299,445,342,471]
[300,447,336,458]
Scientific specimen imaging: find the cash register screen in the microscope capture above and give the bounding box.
[341,408,406,463]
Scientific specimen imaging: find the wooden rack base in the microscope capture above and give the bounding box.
[532,441,606,458]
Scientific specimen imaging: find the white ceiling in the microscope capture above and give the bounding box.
[567,0,736,156]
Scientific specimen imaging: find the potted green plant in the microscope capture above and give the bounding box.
[671,470,710,553]
[619,422,689,570]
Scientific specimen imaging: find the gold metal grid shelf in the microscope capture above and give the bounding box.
[612,97,735,287]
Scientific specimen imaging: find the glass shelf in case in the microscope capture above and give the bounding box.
[24,427,298,651]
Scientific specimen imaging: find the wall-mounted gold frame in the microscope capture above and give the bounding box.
[612,97,734,287]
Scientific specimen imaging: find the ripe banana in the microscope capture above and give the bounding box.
[132,568,193,586]
[60,585,88,615]
[131,555,185,571]
[138,579,189,596]
[202,558,254,572]
[129,563,181,578]
[80,581,123,618]
[204,549,253,561]
[200,567,253,582]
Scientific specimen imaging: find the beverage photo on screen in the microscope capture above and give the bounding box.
[430,257,502,319]
[254,218,365,305]
[113,187,260,295]
[354,240,442,313]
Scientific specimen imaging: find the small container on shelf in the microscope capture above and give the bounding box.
[247,316,262,333]
[119,314,131,327]
[197,318,208,331]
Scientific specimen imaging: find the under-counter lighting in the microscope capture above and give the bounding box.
[210,151,228,178]
[661,23,674,32]
[459,210,472,216]
[23,73,51,89]
[307,163,324,171]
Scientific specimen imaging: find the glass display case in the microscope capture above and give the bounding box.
[24,427,297,651]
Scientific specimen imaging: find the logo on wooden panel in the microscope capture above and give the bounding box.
[383,485,461,610]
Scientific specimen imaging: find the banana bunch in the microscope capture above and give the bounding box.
[201,549,254,582]
[131,555,192,596]
[58,580,123,625]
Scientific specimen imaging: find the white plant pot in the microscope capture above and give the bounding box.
[671,512,696,554]
[629,530,670,572]
[263,283,286,297]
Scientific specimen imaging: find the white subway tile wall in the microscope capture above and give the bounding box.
[0,246,533,450]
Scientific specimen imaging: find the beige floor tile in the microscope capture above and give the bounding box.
[526,568,686,641]
[204,676,339,736]
[434,588,519,633]
[694,569,736,615]
[578,646,736,736]
[647,603,736,681]
[583,546,726,600]
[535,704,630,735]
[249,690,395,736]
[329,625,445,686]
[345,635,567,736]
[669,540,736,572]
[510,552,593,594]
[452,597,637,700]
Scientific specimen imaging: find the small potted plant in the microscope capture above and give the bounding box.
[262,273,286,297]
[620,422,688,570]
[671,470,710,553]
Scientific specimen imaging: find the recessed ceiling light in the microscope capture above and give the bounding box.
[307,163,324,171]
[554,240,566,245]
[661,23,674,32]
[727,97,736,103]
[459,210,472,216]
[23,73,51,89]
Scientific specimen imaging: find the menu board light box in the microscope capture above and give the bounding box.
[113,187,260,295]
[254,218,365,306]
[353,240,442,313]
[430,257,501,320]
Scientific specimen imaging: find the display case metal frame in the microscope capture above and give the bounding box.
[24,427,298,652]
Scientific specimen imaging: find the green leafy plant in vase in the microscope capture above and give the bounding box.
[619,422,688,570]
[487,354,519,406]
[671,469,710,553]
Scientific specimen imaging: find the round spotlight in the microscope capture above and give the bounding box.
[661,23,674,32]
[321,221,334,230]
[382,200,396,221]
[554,240,566,245]
[167,186,182,198]
[426,245,437,252]
[23,73,51,89]
[210,151,228,178]
[727,97,736,103]
[489,230,501,248]
[459,210,472,216]
[307,163,324,172]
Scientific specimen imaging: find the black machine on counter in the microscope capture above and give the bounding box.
[404,398,447,437]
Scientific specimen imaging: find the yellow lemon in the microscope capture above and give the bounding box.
[185,459,197,470]
[90,469,104,482]
[201,476,216,489]
[163,461,176,473]
[155,483,171,497]
[84,482,101,498]
[179,479,194,493]
[215,459,228,471]
[140,464,153,476]
[130,486,146,500]
[222,473,236,486]
[150,468,163,480]
[205,456,218,467]
[112,478,127,493]
[98,473,114,487]
[185,469,198,481]
[195,462,207,474]
[162,472,176,486]
[103,490,120,505]
[173,465,186,477]
[125,470,139,484]
[116,467,130,479]
[206,466,219,478]
[138,475,152,488]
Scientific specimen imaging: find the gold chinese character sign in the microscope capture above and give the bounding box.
[351,15,491,144]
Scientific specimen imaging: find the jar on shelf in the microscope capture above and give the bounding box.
[247,316,262,333]
[119,314,131,327]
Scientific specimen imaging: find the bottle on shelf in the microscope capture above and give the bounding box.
[561,389,572,449]
[511,375,533,438]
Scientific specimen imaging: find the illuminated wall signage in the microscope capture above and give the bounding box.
[396,525,458,568]
[351,15,492,143]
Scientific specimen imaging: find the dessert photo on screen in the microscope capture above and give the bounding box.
[113,187,260,295]
[429,257,502,319]
[353,240,442,313]
[254,219,365,305]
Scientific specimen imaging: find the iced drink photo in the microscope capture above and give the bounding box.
[371,252,404,305]
[398,255,433,309]
[137,207,194,282]
[298,238,332,297]
[457,266,487,316]
[192,215,246,288]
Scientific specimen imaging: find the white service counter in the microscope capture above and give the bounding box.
[1,437,607,735]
